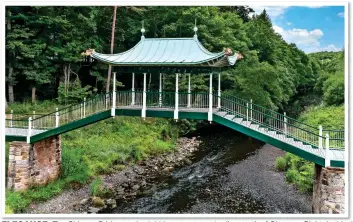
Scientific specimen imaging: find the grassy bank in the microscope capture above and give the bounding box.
[275,105,344,193]
[5,102,184,213]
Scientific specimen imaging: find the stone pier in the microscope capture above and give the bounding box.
[7,135,62,191]
[312,164,345,214]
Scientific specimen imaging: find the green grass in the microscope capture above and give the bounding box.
[6,100,62,114]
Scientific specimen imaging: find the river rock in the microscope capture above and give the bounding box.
[88,207,101,214]
[184,158,192,165]
[132,184,140,190]
[79,198,89,205]
[91,196,105,208]
[163,166,174,173]
[105,199,117,209]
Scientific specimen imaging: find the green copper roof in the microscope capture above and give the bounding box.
[91,37,238,67]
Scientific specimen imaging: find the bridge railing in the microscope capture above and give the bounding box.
[115,90,217,110]
[26,92,112,132]
[218,93,344,151]
[323,129,344,150]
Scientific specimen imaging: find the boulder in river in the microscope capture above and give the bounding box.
[91,196,105,208]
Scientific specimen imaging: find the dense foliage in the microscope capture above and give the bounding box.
[275,50,345,193]
[5,6,342,115]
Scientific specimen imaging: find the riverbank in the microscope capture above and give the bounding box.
[227,144,312,213]
[26,125,312,214]
[26,136,200,214]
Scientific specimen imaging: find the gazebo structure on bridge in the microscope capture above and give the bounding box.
[84,23,242,121]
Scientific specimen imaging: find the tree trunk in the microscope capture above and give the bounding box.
[32,86,36,103]
[5,96,8,109]
[106,6,118,93]
[8,83,14,103]
[7,10,15,103]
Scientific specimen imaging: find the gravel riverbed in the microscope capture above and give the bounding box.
[26,128,312,214]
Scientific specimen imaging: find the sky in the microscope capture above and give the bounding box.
[250,6,345,54]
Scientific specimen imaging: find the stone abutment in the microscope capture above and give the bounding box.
[7,135,62,191]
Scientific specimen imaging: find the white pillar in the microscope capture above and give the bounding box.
[250,99,253,121]
[80,103,83,119]
[55,107,59,127]
[325,133,330,167]
[284,112,288,135]
[159,73,162,107]
[246,102,249,122]
[174,73,179,120]
[10,110,13,127]
[111,72,116,116]
[27,117,32,143]
[131,73,135,106]
[83,98,86,118]
[187,73,191,108]
[217,73,221,108]
[319,125,323,149]
[142,73,147,118]
[208,73,213,121]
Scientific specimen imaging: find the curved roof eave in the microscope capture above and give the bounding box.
[90,37,238,67]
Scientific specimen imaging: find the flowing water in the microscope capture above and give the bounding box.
[112,124,312,214]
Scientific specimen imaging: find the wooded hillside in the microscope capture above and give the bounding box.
[5,6,344,116]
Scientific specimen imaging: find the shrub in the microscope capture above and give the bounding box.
[275,156,287,171]
[58,81,92,105]
[89,177,107,197]
[286,169,300,184]
[61,147,89,183]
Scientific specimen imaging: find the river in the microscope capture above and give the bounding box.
[110,124,312,214]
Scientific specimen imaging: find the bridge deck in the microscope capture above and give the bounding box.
[5,91,345,168]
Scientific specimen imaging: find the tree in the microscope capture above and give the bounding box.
[106,6,117,93]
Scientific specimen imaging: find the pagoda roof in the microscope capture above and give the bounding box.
[90,37,239,67]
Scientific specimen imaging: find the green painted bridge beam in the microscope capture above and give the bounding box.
[6,108,344,168]
[5,135,27,142]
[29,110,112,143]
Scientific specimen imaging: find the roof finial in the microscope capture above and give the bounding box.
[193,18,198,38]
[141,20,145,39]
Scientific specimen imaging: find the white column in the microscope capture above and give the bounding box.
[325,133,330,167]
[142,73,147,118]
[159,73,162,107]
[284,112,288,135]
[319,125,323,149]
[10,110,13,127]
[187,73,191,108]
[208,73,213,121]
[83,98,86,118]
[174,73,179,120]
[131,73,135,105]
[250,99,253,121]
[27,117,32,143]
[217,73,221,108]
[246,102,249,122]
[55,107,59,127]
[111,72,116,116]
